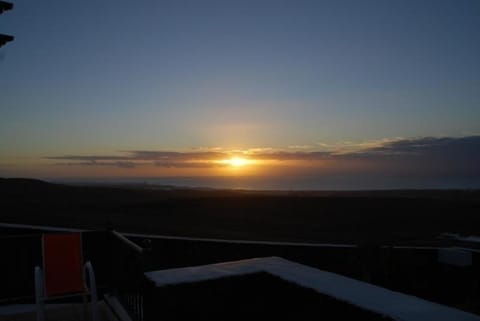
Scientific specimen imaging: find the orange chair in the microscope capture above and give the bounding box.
[34,233,98,321]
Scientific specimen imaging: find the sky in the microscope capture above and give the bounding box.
[1,0,479,189]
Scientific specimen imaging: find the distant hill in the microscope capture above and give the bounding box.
[0,178,78,198]
[1,177,479,200]
[1,177,479,243]
[0,177,53,188]
[0,178,68,197]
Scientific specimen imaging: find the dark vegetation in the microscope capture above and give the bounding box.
[1,178,480,244]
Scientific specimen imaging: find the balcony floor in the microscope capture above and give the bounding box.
[0,301,118,321]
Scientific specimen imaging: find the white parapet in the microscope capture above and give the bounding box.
[145,256,480,321]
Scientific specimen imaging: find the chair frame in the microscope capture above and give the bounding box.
[34,232,98,321]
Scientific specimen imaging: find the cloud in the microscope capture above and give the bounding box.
[153,161,227,168]
[361,136,480,157]
[346,136,480,166]
[45,136,480,178]
[336,136,480,182]
[288,145,314,150]
[316,137,405,154]
[48,155,128,161]
[129,151,225,161]
[51,161,137,169]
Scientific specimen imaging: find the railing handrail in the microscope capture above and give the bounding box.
[112,230,144,254]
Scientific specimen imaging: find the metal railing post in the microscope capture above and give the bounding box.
[85,261,98,321]
[34,266,45,321]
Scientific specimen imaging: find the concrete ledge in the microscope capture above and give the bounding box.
[145,256,480,321]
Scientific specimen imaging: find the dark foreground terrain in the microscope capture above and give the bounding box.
[1,179,480,316]
[1,178,480,244]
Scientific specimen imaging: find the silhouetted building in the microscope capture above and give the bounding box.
[0,1,13,14]
[0,1,14,48]
[0,34,13,47]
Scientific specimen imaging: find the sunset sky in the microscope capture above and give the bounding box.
[1,0,479,189]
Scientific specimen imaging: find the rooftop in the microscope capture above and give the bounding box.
[146,257,480,321]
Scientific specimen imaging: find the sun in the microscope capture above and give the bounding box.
[215,156,258,169]
[216,157,252,168]
[227,157,248,167]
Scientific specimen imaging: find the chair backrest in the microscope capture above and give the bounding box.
[42,233,85,298]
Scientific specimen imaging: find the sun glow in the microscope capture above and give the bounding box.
[231,157,249,167]
[216,156,254,168]
[226,157,249,167]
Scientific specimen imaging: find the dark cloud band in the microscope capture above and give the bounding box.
[45,136,480,177]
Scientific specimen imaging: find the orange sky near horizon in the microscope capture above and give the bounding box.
[0,152,326,179]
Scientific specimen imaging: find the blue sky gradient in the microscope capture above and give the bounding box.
[1,0,479,187]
